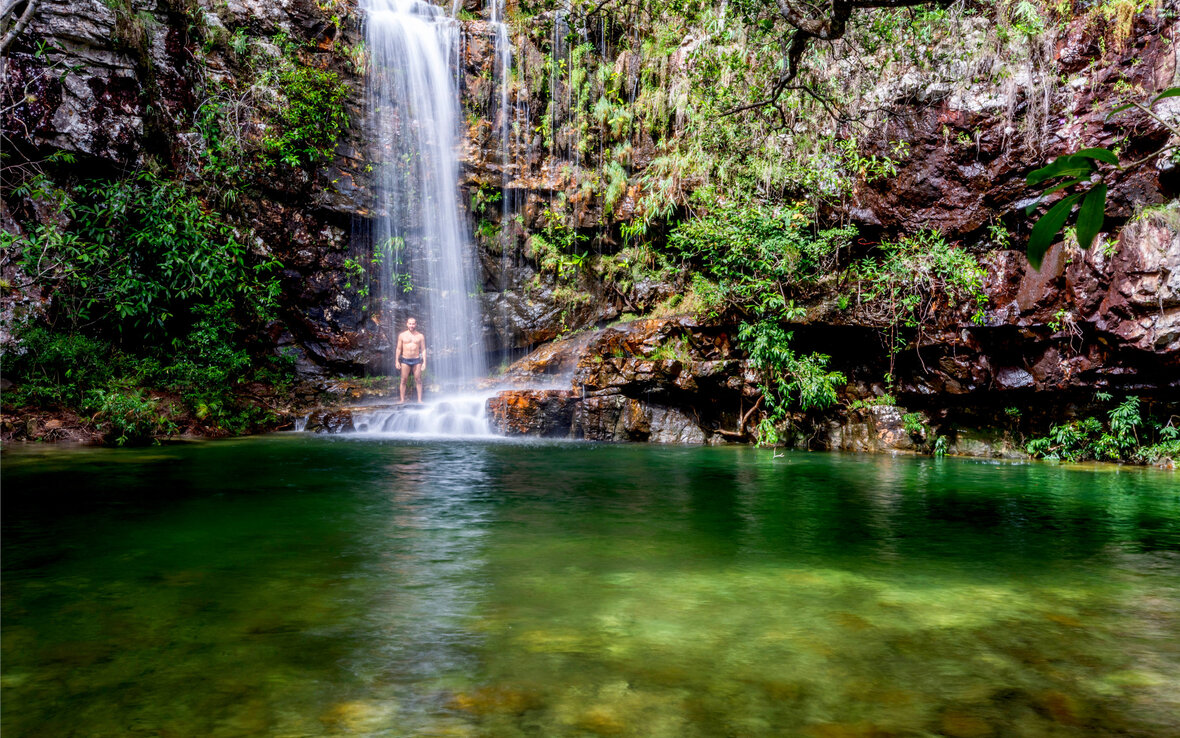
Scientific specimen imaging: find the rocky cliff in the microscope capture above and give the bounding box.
[459,5,1179,452]
[2,0,378,374]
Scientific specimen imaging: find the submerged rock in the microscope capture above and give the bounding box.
[318,700,397,733]
[302,409,356,434]
[449,685,542,716]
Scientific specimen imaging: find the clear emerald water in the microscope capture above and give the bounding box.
[3,438,1178,737]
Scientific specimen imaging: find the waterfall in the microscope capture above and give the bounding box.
[366,0,486,388]
[489,0,514,369]
[490,0,511,160]
[486,0,538,370]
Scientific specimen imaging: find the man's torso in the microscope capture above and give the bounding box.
[399,331,424,358]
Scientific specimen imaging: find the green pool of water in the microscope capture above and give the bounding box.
[3,437,1178,737]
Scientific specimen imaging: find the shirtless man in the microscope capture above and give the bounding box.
[395,317,427,403]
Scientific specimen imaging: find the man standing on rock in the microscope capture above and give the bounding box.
[395,317,427,404]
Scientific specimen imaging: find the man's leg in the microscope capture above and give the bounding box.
[399,363,410,403]
[412,364,424,402]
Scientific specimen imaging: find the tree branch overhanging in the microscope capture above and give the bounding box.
[722,0,957,118]
[1,0,39,54]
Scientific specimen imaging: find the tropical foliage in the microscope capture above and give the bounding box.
[2,170,292,441]
[1023,86,1180,268]
[1027,395,1180,464]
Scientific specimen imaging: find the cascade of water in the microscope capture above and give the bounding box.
[490,0,510,158]
[349,394,496,438]
[550,7,567,163]
[488,0,515,369]
[366,0,486,389]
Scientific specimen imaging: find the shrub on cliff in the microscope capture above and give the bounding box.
[1026,395,1180,464]
[2,170,291,441]
[667,203,851,443]
[850,230,987,377]
[194,32,349,181]
[264,40,350,168]
[669,202,855,318]
[7,170,278,339]
[738,319,846,445]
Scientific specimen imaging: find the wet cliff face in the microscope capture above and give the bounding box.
[455,20,616,356]
[832,17,1179,394]
[1,0,381,374]
[456,8,1178,410]
[1,0,615,375]
[850,25,1175,238]
[451,7,1179,452]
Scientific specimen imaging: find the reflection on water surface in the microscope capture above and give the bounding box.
[3,438,1178,737]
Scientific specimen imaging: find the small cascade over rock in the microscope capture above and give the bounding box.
[353,395,494,438]
[301,394,497,438]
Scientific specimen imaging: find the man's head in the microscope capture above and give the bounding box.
[407,318,418,332]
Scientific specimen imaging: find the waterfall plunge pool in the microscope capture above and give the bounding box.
[3,437,1178,737]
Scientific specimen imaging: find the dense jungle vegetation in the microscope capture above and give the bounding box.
[1,0,1176,459]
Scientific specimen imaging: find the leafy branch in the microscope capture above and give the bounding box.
[1024,87,1180,270]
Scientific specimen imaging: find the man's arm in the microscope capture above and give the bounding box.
[420,338,426,369]
[395,334,402,368]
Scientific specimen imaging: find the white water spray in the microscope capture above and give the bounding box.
[348,393,496,438]
[366,0,486,388]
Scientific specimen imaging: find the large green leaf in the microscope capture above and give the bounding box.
[1151,87,1180,105]
[1027,193,1081,270]
[1071,147,1118,166]
[1075,183,1107,251]
[1027,155,1091,186]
